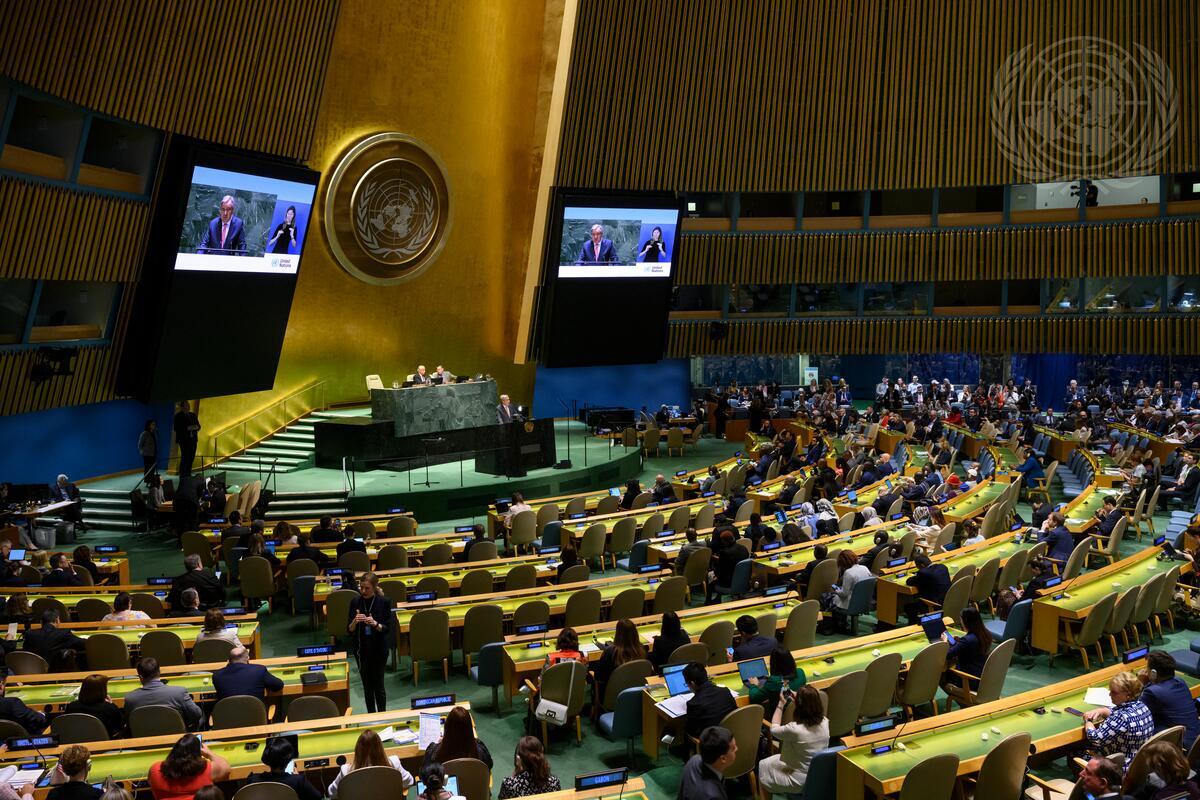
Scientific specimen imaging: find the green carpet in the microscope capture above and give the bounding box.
[76,453,1193,799]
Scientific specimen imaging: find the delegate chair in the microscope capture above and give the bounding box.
[600,660,653,714]
[651,576,688,615]
[1102,589,1139,659]
[823,670,868,739]
[338,550,371,573]
[608,587,645,621]
[616,540,649,573]
[385,517,416,538]
[860,652,902,719]
[504,564,537,591]
[471,642,507,715]
[462,604,504,674]
[698,621,735,667]
[74,598,112,623]
[668,642,708,666]
[131,593,166,619]
[512,600,549,630]
[377,544,408,570]
[783,601,819,651]
[129,705,186,738]
[968,558,1001,616]
[899,754,961,800]
[509,510,537,555]
[233,784,297,800]
[526,661,588,744]
[897,640,949,719]
[606,518,636,570]
[286,695,339,723]
[564,588,602,628]
[682,548,712,603]
[5,652,48,675]
[578,525,606,572]
[193,638,235,664]
[336,766,411,800]
[715,705,765,797]
[835,575,876,635]
[409,608,451,686]
[211,695,270,730]
[805,559,838,602]
[535,504,559,538]
[414,576,450,599]
[598,686,644,761]
[961,732,1032,800]
[421,543,453,567]
[442,758,490,800]
[559,564,590,584]
[712,558,754,601]
[459,569,493,597]
[1051,591,1117,670]
[140,630,185,667]
[945,638,1016,711]
[51,713,108,744]
[984,598,1033,647]
[467,541,498,563]
[325,589,356,644]
[85,633,130,671]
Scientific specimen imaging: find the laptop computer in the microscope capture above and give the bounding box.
[919,612,954,644]
[664,668,691,697]
[736,658,769,684]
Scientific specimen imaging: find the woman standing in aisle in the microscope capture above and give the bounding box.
[348,571,391,712]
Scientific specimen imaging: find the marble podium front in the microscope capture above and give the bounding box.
[369,379,498,438]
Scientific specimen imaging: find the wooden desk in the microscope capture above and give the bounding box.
[1035,425,1080,464]
[945,423,987,459]
[0,704,470,796]
[835,661,1198,800]
[1110,422,1179,463]
[7,614,262,659]
[641,621,953,759]
[1030,547,1189,654]
[526,780,646,800]
[5,654,351,714]
[874,533,1040,625]
[876,428,905,458]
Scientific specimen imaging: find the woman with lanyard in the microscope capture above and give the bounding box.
[348,571,392,712]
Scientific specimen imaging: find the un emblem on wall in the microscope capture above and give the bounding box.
[324,133,451,285]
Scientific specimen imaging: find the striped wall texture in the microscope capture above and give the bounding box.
[675,218,1200,285]
[666,316,1200,358]
[0,1,340,415]
[0,0,341,162]
[557,0,1200,191]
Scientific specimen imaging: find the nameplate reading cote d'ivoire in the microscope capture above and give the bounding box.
[324,133,452,285]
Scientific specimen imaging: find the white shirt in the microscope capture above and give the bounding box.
[835,564,872,610]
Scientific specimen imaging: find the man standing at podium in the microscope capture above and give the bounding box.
[578,224,618,264]
[497,394,521,424]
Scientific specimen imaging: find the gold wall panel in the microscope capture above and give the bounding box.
[667,316,1200,357]
[557,0,1200,191]
[0,0,340,161]
[675,219,1200,285]
[197,0,566,449]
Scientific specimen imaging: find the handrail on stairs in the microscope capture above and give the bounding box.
[202,380,328,470]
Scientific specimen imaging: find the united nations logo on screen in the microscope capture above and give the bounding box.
[324,133,451,285]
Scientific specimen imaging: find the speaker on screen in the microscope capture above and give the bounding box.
[536,190,681,367]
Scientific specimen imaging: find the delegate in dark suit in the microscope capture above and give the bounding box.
[577,237,618,264]
[167,568,225,609]
[904,559,950,624]
[198,215,247,255]
[0,697,46,735]
[212,660,285,701]
[23,625,86,669]
[684,680,738,737]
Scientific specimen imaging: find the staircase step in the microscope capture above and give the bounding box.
[273,432,314,443]
[265,506,347,519]
[261,440,313,452]
[79,488,132,498]
[83,508,133,520]
[269,497,348,508]
[82,497,128,508]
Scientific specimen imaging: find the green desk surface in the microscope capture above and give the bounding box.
[843,674,1200,783]
[394,575,664,627]
[886,536,1039,583]
[752,528,890,570]
[1064,489,1108,530]
[23,716,443,784]
[990,447,1021,470]
[10,662,349,706]
[563,499,726,534]
[502,597,804,667]
[17,591,167,609]
[905,449,931,471]
[646,626,941,703]
[13,622,259,647]
[314,559,555,599]
[1045,554,1176,613]
[941,481,1006,517]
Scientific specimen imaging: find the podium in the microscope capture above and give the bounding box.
[475,419,557,477]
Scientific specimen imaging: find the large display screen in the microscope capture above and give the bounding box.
[174,166,316,274]
[537,192,679,367]
[555,204,678,279]
[117,139,320,402]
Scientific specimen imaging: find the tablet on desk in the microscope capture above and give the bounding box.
[737,658,769,684]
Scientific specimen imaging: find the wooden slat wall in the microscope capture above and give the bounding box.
[676,219,1200,285]
[0,0,341,162]
[558,0,1200,191]
[0,177,149,282]
[667,316,1200,357]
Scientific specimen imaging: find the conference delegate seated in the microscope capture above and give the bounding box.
[1138,652,1200,750]
[242,736,321,800]
[1161,452,1200,503]
[904,553,951,624]
[731,615,776,661]
[45,744,102,800]
[797,544,829,594]
[42,553,84,587]
[757,684,830,797]
[1094,495,1124,537]
[421,705,493,769]
[1038,512,1074,563]
[556,544,580,584]
[168,588,203,618]
[457,524,491,563]
[310,516,342,544]
[22,610,86,670]
[679,727,737,800]
[285,532,331,568]
[64,674,124,738]
[498,736,562,798]
[0,542,23,586]
[941,608,992,696]
[649,612,691,670]
[746,647,803,714]
[0,676,47,735]
[859,530,892,569]
[1082,671,1155,766]
[328,729,414,798]
[1014,446,1046,483]
[124,658,204,731]
[673,528,707,577]
[212,646,284,701]
[651,474,676,505]
[167,553,225,609]
[592,619,647,700]
[706,529,749,603]
[196,609,242,647]
[149,734,231,798]
[619,480,641,511]
[103,592,151,625]
[221,511,249,543]
[682,662,738,738]
[337,528,368,560]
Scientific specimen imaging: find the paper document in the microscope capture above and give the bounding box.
[655,693,693,718]
[418,712,443,749]
[379,726,395,742]
[581,642,601,655]
[1084,688,1113,707]
[393,727,418,744]
[5,623,15,640]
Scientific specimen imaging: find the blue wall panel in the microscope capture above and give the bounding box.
[533,360,692,420]
[0,399,173,485]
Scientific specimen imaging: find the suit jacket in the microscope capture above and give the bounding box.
[1174,465,1200,496]
[167,568,225,609]
[199,215,246,254]
[578,238,618,263]
[1097,508,1124,536]
[22,626,86,667]
[685,680,738,737]
[43,568,83,587]
[0,697,46,735]
[337,538,367,558]
[907,564,951,605]
[123,679,203,729]
[497,403,516,424]
[212,661,284,700]
[50,483,80,503]
[412,372,431,385]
